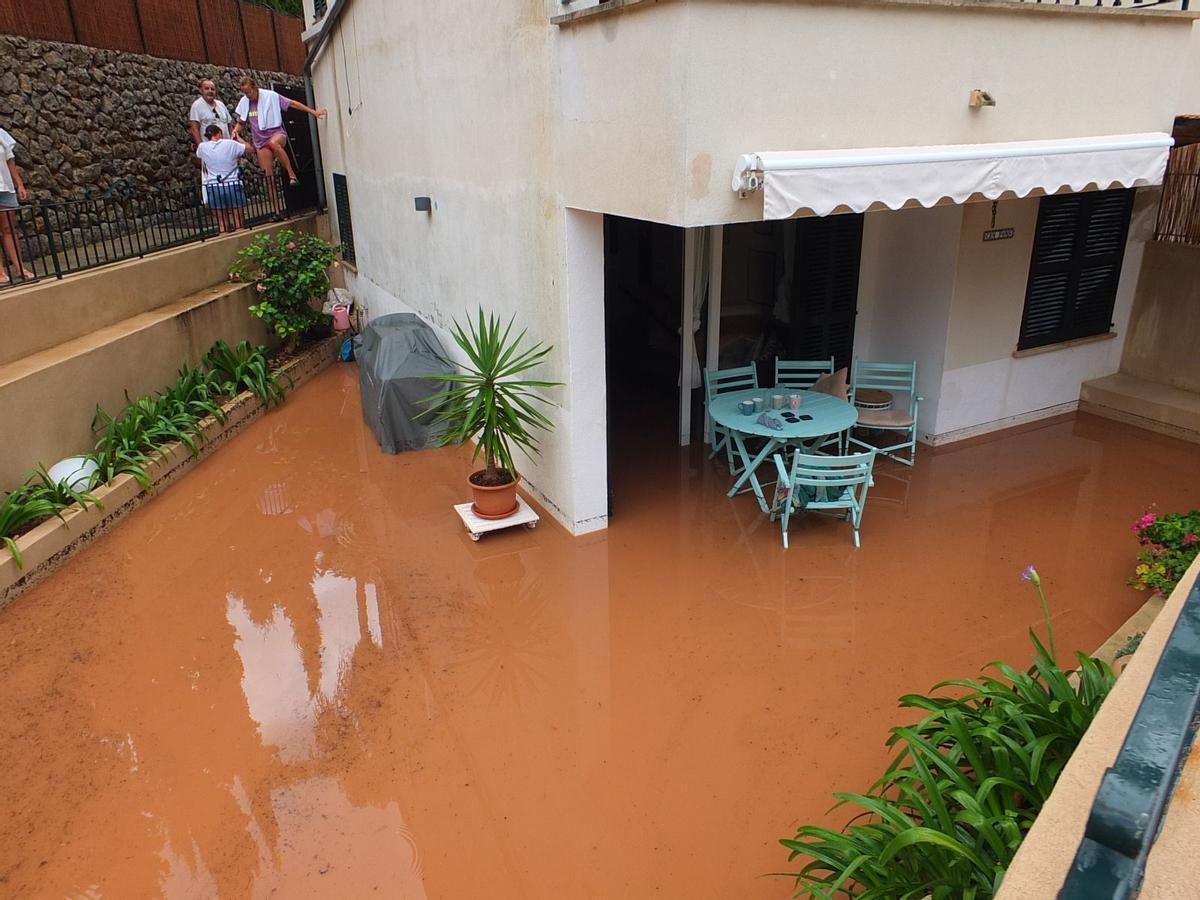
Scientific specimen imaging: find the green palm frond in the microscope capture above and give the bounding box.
[420,309,561,479]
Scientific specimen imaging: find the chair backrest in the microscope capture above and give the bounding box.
[703,364,759,402]
[775,357,835,390]
[788,449,875,491]
[850,360,918,413]
[783,449,873,510]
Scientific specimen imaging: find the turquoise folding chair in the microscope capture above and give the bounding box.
[770,449,875,549]
[847,360,923,467]
[774,357,835,391]
[776,357,844,453]
[703,365,759,473]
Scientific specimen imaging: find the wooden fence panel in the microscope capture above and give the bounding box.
[73,0,144,54]
[274,14,305,76]
[0,0,74,42]
[200,0,248,68]
[240,3,279,73]
[0,0,303,74]
[137,0,206,62]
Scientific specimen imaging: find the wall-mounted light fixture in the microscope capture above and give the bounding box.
[969,89,996,110]
[414,196,435,213]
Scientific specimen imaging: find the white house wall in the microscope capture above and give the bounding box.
[855,205,963,439]
[553,0,1193,227]
[932,192,1154,442]
[308,0,604,532]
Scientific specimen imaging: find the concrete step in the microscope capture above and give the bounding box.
[1080,372,1200,444]
[0,215,315,368]
[0,279,273,491]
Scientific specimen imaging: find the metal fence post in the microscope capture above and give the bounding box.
[39,203,64,281]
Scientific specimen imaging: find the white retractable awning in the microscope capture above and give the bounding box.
[731,133,1173,220]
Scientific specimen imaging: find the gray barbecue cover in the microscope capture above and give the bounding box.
[356,313,455,453]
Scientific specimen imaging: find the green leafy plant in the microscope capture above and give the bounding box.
[202,340,288,407]
[162,363,227,426]
[1,466,101,568]
[1114,632,1144,661]
[229,229,339,344]
[421,309,560,485]
[779,567,1115,900]
[1128,508,1200,596]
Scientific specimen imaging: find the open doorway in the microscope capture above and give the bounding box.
[600,212,863,519]
[602,215,685,517]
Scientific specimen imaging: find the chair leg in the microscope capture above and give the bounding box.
[780,493,793,549]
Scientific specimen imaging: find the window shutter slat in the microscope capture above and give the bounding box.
[332,173,356,265]
[1018,189,1132,350]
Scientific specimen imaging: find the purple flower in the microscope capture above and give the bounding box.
[1021,565,1041,587]
[286,241,297,250]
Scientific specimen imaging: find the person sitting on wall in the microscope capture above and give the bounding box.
[0,126,34,285]
[232,77,326,214]
[196,125,255,234]
[188,78,234,148]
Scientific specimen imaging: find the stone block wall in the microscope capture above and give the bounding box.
[0,34,302,202]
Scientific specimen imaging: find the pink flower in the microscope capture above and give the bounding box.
[286,241,297,250]
[1183,534,1199,546]
[1132,512,1156,533]
[256,284,266,293]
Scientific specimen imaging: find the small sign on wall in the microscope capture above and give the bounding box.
[982,201,1013,242]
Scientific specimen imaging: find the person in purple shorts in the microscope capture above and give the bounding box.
[233,77,326,213]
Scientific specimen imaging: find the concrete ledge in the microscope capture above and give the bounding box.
[0,215,316,368]
[0,278,277,491]
[997,555,1200,898]
[0,337,339,609]
[1080,372,1200,444]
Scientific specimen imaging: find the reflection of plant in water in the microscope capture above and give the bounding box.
[451,559,560,706]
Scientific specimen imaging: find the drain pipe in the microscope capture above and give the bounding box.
[301,0,354,213]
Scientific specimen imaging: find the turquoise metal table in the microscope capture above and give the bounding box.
[708,388,858,513]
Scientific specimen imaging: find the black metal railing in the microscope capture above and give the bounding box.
[0,169,309,290]
[1059,575,1200,898]
[1155,171,1200,244]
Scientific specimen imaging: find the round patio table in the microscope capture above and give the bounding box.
[709,388,858,513]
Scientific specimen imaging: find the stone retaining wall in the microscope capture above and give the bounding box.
[0,34,302,201]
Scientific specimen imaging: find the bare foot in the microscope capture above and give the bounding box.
[20,269,33,279]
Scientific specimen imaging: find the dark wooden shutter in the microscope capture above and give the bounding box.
[1017,189,1133,350]
[788,213,863,370]
[331,173,356,264]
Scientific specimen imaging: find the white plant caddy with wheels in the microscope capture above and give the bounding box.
[454,496,540,541]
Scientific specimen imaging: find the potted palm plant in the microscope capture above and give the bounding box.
[423,309,559,519]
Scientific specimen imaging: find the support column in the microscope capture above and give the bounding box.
[680,228,698,447]
[704,224,724,444]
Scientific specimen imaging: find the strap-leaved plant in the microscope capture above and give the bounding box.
[422,309,560,485]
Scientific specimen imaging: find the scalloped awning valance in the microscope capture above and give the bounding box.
[732,133,1174,220]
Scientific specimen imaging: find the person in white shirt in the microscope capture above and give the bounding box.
[188,79,233,148]
[196,125,255,233]
[0,127,33,284]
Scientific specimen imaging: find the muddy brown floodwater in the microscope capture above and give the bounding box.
[1,365,1197,899]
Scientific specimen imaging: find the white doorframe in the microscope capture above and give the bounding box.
[704,224,724,444]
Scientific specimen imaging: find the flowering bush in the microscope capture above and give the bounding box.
[229,229,339,344]
[1128,507,1200,595]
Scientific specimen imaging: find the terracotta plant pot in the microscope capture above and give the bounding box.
[470,472,520,520]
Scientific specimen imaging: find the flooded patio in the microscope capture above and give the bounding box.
[2,365,1197,899]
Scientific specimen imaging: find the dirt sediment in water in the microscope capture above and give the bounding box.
[0,365,1195,898]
